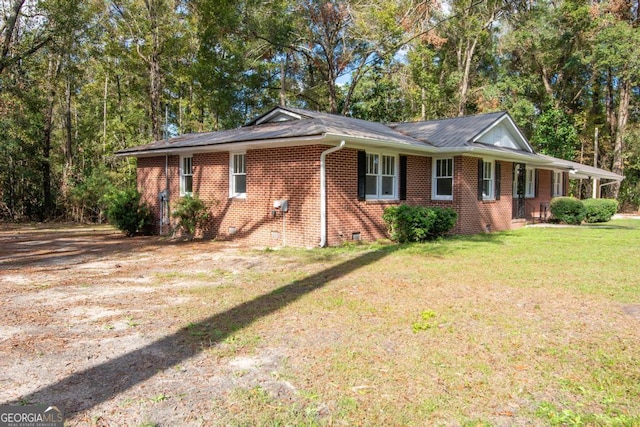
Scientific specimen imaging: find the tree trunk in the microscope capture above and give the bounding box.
[41,56,58,220]
[457,36,478,117]
[145,0,163,141]
[62,78,73,203]
[0,0,27,75]
[610,78,630,198]
[280,53,287,106]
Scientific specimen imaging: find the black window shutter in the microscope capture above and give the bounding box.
[563,172,568,196]
[495,161,501,200]
[477,158,484,201]
[399,155,407,201]
[357,150,366,201]
[550,170,554,197]
[534,169,539,197]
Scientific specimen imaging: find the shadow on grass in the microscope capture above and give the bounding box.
[4,245,399,416]
[581,224,637,230]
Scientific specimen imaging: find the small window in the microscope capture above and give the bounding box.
[553,171,563,196]
[230,153,246,198]
[525,168,535,198]
[180,155,193,196]
[482,160,494,200]
[433,158,453,200]
[365,152,397,199]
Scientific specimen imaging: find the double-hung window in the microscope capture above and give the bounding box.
[482,160,494,200]
[366,153,397,199]
[230,153,246,198]
[433,158,453,200]
[180,155,193,196]
[525,168,535,198]
[553,171,563,196]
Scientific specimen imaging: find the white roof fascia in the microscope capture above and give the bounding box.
[323,133,438,155]
[444,146,553,165]
[472,114,535,153]
[116,134,327,158]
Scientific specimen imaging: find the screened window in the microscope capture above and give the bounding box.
[366,153,396,199]
[433,158,453,200]
[482,160,494,200]
[230,153,246,197]
[180,155,193,196]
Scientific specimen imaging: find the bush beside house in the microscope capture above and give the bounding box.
[583,198,618,223]
[550,197,586,225]
[383,205,458,243]
[103,188,154,236]
[171,195,213,240]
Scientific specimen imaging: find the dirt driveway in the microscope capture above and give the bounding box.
[0,225,311,426]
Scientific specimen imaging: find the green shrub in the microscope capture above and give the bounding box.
[583,198,618,223]
[382,205,457,243]
[171,194,212,239]
[103,188,154,237]
[550,197,586,225]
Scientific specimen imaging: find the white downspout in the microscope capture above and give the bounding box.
[320,140,346,247]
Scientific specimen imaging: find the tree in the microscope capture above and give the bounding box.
[591,3,640,198]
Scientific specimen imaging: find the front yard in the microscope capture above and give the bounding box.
[1,221,639,426]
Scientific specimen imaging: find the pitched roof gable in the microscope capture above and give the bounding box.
[390,111,534,153]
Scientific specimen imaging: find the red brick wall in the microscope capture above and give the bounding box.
[137,155,179,235]
[450,157,514,235]
[138,146,325,247]
[136,148,534,246]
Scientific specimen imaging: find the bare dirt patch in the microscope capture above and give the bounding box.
[0,225,298,425]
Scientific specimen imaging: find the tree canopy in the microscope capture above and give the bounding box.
[0,0,638,220]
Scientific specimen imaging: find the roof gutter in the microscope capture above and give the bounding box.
[320,140,346,247]
[323,133,438,155]
[115,134,327,158]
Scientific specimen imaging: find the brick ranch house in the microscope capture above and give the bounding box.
[116,106,623,247]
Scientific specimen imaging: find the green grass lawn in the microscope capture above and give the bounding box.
[174,220,640,426]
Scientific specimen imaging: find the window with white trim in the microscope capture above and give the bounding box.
[365,153,397,199]
[230,153,247,198]
[482,160,494,200]
[553,171,563,196]
[180,155,193,196]
[525,167,535,198]
[433,158,453,200]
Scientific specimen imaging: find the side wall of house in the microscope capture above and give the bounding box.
[137,155,179,235]
[137,149,532,247]
[138,146,324,247]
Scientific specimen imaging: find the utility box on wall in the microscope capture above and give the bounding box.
[273,199,289,212]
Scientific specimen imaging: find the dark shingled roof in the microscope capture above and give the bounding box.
[117,106,429,155]
[389,111,508,148]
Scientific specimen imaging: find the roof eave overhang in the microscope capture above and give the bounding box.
[323,132,437,155]
[537,156,624,181]
[452,146,553,164]
[115,134,328,158]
